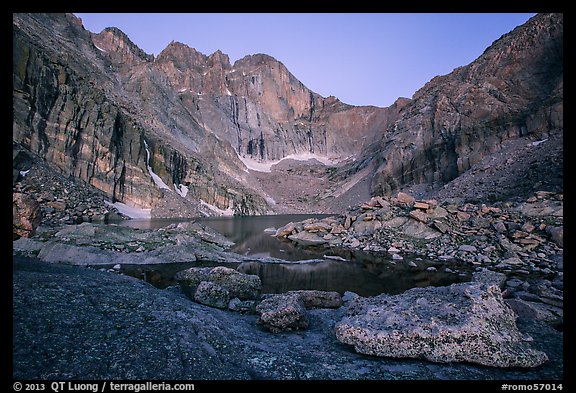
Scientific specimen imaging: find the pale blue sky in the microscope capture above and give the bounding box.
[75,13,535,107]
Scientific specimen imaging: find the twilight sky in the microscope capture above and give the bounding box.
[75,13,535,108]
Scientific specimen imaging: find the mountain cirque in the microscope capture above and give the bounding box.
[12,13,562,227]
[12,12,563,379]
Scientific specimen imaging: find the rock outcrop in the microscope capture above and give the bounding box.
[14,256,563,379]
[336,282,548,367]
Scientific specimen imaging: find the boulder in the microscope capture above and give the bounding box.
[255,290,341,333]
[458,244,477,253]
[472,269,507,288]
[275,222,295,238]
[546,226,563,248]
[428,206,448,219]
[335,282,548,368]
[287,231,327,246]
[400,219,440,239]
[208,266,262,299]
[175,266,261,302]
[256,293,308,333]
[13,192,42,239]
[432,220,449,233]
[303,221,333,232]
[194,281,230,309]
[287,290,342,309]
[409,209,429,223]
[397,192,415,206]
[414,202,430,210]
[352,219,382,236]
[506,298,563,326]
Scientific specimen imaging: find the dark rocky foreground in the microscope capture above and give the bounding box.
[13,257,562,380]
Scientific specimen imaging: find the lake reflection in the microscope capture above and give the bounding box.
[113,214,472,296]
[118,258,469,297]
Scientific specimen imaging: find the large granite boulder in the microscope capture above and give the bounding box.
[175,266,261,306]
[256,290,342,333]
[193,281,230,309]
[335,282,548,368]
[256,293,308,333]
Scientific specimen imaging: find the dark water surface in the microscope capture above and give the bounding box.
[113,215,472,296]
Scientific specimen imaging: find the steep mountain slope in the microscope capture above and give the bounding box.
[13,13,394,216]
[351,13,563,201]
[12,13,563,219]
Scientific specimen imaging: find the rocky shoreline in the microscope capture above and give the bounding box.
[12,153,563,378]
[274,191,564,330]
[12,191,563,379]
[13,256,563,380]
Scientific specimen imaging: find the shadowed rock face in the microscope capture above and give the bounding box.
[361,13,563,197]
[12,13,563,217]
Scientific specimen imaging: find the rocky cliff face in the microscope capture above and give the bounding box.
[360,13,563,199]
[13,13,393,216]
[155,44,391,162]
[12,13,563,218]
[13,13,272,216]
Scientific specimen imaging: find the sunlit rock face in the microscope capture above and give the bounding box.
[13,13,392,215]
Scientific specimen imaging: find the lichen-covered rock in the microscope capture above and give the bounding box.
[287,290,342,309]
[256,293,308,333]
[255,290,342,333]
[335,282,548,368]
[208,266,262,299]
[193,281,230,309]
[175,266,261,303]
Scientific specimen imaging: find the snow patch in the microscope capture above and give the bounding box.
[531,139,548,147]
[225,87,232,96]
[237,152,343,173]
[19,169,30,177]
[143,140,171,191]
[174,183,189,198]
[199,199,234,216]
[104,200,151,219]
[238,155,274,173]
[324,255,348,262]
[94,44,106,52]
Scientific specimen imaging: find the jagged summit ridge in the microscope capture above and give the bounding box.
[12,13,562,217]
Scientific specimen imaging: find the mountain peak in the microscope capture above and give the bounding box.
[156,41,208,67]
[92,26,153,63]
[208,50,231,69]
[234,53,279,68]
